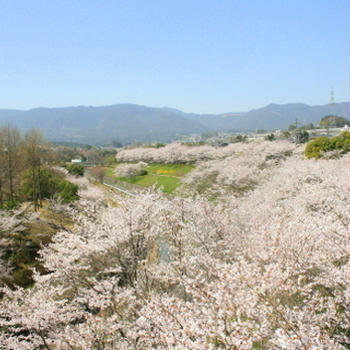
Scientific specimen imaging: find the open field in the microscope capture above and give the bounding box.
[105,163,194,193]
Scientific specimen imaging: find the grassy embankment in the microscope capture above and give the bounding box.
[1,202,74,288]
[105,163,194,194]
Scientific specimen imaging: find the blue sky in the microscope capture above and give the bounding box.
[0,0,349,113]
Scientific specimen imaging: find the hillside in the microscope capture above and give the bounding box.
[1,139,349,349]
[0,102,349,144]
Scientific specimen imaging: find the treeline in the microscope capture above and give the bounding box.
[0,125,78,209]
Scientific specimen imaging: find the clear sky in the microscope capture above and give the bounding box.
[0,0,349,114]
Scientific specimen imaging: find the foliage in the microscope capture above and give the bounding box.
[116,141,296,195]
[0,202,74,288]
[229,134,247,143]
[142,142,166,148]
[57,181,79,203]
[65,163,84,176]
[295,129,309,144]
[319,115,350,128]
[0,125,22,204]
[281,130,291,139]
[0,198,18,210]
[0,149,349,349]
[20,167,78,203]
[20,167,59,200]
[181,141,206,147]
[1,138,349,349]
[304,122,315,130]
[304,131,350,158]
[265,133,275,141]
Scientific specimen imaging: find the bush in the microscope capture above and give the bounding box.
[229,135,247,143]
[304,131,350,159]
[57,181,79,203]
[0,198,19,210]
[65,163,84,177]
[265,133,275,141]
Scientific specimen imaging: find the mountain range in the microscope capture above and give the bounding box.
[0,102,349,145]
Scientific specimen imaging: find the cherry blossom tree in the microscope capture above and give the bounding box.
[1,143,349,349]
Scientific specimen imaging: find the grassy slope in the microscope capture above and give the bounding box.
[105,163,194,194]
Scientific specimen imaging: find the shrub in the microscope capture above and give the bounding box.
[57,181,79,203]
[304,131,350,158]
[265,133,275,141]
[0,198,19,210]
[228,135,239,143]
[333,130,350,152]
[65,163,84,177]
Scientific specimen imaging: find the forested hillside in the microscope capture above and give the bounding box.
[0,102,348,144]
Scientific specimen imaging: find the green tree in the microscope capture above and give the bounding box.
[281,131,291,139]
[21,167,79,203]
[304,123,315,130]
[22,129,48,208]
[0,125,22,204]
[20,167,58,200]
[319,115,350,128]
[66,163,84,176]
[265,133,275,141]
[295,129,309,144]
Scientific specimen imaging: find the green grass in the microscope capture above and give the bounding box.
[105,163,194,194]
[146,163,194,176]
[105,167,116,179]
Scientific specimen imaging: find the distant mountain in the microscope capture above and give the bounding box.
[0,104,209,144]
[217,102,350,130]
[0,102,349,144]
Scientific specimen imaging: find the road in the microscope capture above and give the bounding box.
[102,181,136,197]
